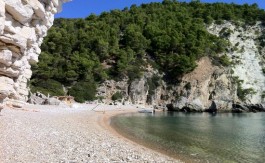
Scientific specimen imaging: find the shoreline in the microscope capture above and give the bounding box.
[0,104,180,162]
[104,110,197,163]
[97,108,184,162]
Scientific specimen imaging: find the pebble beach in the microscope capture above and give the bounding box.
[0,104,180,163]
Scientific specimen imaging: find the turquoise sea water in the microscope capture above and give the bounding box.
[111,112,265,163]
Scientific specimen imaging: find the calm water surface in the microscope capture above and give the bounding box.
[111,112,265,163]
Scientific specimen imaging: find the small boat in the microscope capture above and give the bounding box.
[138,109,154,113]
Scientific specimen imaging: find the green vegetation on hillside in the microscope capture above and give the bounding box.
[31,0,265,102]
[232,77,257,102]
[111,92,123,102]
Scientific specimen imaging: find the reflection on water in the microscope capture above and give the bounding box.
[111,112,265,163]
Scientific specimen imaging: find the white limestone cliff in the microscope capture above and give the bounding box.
[0,0,69,105]
[208,22,265,104]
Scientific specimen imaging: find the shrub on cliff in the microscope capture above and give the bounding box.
[111,92,123,102]
[30,79,64,97]
[235,79,256,102]
[68,81,97,103]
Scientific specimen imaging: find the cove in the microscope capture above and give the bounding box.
[111,112,265,163]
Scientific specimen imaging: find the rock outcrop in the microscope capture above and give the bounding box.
[96,69,161,105]
[28,92,61,105]
[0,0,68,106]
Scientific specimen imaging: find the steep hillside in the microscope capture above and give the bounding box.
[31,1,265,112]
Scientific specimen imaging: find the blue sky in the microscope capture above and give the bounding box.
[55,0,265,18]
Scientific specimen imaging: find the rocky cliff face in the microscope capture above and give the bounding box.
[165,22,265,112]
[208,22,265,104]
[97,69,162,106]
[166,57,236,112]
[0,0,68,105]
[97,22,265,112]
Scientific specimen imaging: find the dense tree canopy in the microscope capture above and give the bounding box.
[31,0,265,102]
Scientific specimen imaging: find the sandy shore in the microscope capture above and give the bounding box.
[0,104,180,162]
